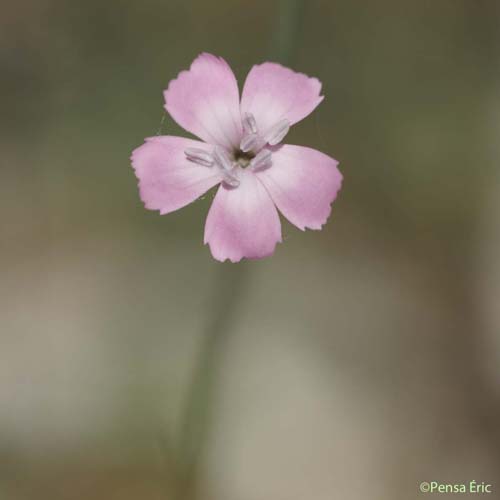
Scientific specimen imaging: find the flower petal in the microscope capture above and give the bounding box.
[240,62,324,134]
[255,145,342,230]
[204,169,282,262]
[131,136,222,215]
[164,53,242,150]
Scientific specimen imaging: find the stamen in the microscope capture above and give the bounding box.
[184,147,214,167]
[222,172,240,188]
[264,119,290,146]
[213,146,234,171]
[242,112,258,134]
[240,113,290,154]
[250,149,272,171]
[240,133,264,153]
[186,146,240,188]
[213,146,240,187]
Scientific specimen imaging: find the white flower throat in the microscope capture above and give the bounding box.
[184,112,290,188]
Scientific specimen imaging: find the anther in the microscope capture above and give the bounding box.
[242,112,258,134]
[213,146,240,187]
[222,173,240,188]
[213,146,234,171]
[264,119,290,146]
[184,148,214,167]
[250,149,272,171]
[240,133,264,153]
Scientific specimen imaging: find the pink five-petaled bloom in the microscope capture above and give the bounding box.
[131,53,342,262]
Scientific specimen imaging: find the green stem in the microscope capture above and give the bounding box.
[270,0,306,65]
[175,264,248,499]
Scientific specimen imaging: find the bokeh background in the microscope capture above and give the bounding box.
[2,0,500,498]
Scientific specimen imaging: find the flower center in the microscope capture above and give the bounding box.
[183,113,289,189]
[233,149,255,168]
[184,143,273,188]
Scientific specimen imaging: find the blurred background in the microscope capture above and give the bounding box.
[2,0,500,498]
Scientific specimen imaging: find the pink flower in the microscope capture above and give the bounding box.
[131,53,342,262]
